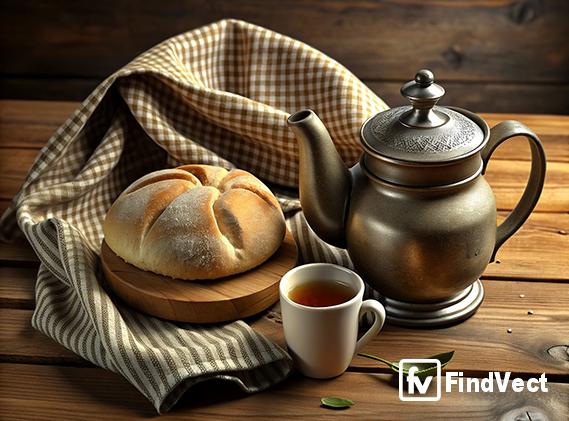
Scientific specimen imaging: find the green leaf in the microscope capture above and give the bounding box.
[398,351,455,378]
[320,396,354,409]
[357,350,455,379]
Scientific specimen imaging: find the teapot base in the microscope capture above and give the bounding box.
[379,280,484,328]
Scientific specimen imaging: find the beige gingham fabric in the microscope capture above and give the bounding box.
[0,19,388,413]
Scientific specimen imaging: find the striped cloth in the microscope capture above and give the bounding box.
[0,19,387,413]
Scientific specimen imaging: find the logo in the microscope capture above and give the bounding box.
[398,359,441,401]
[397,358,549,402]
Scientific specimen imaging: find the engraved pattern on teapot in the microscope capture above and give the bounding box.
[370,106,478,153]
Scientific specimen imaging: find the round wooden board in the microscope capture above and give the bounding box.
[101,230,297,324]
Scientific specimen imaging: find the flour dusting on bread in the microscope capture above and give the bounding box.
[103,165,285,280]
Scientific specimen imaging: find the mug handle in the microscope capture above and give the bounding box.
[481,120,546,262]
[355,299,386,354]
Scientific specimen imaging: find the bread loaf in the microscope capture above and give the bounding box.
[103,165,286,280]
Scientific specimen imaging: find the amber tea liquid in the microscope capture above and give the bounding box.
[288,280,356,307]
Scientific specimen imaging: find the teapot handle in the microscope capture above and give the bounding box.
[481,121,546,262]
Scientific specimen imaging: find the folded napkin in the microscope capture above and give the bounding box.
[0,19,387,413]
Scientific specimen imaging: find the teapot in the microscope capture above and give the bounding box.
[287,69,546,327]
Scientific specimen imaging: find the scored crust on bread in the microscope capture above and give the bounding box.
[103,165,286,280]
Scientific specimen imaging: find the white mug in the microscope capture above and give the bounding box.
[279,263,386,379]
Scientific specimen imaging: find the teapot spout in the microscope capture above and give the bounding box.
[287,109,350,248]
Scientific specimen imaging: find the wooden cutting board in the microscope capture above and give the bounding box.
[101,230,297,323]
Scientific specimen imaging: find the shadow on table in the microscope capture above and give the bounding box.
[56,365,157,417]
[57,364,270,418]
[175,378,253,408]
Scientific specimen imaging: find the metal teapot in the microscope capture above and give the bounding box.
[287,69,546,327]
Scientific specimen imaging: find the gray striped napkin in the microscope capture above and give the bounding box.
[0,19,387,413]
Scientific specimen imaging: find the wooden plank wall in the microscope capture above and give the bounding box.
[1,0,568,114]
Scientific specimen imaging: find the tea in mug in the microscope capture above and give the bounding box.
[288,280,356,307]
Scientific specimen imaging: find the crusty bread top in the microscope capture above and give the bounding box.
[103,165,286,280]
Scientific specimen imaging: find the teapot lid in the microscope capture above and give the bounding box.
[361,69,484,163]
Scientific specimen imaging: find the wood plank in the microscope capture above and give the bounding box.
[0,267,36,309]
[368,80,569,115]
[0,100,77,148]
[0,78,98,108]
[479,113,569,136]
[484,212,569,281]
[481,134,569,163]
[5,77,569,115]
[1,0,567,83]
[484,160,569,212]
[0,214,566,282]
[353,279,569,378]
[255,279,569,379]
[0,148,38,199]
[1,100,567,161]
[3,278,569,377]
[0,239,39,266]
[0,309,85,366]
[6,103,568,135]
[458,113,569,162]
[0,213,565,283]
[0,198,567,283]
[1,149,568,211]
[1,363,567,420]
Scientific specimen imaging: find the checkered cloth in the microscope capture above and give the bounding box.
[0,19,387,413]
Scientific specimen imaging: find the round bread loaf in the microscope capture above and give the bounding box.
[103,165,286,280]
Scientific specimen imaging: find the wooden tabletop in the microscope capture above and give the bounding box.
[1,100,568,420]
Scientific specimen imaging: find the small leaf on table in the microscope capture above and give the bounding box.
[398,351,455,379]
[357,350,455,378]
[320,396,354,409]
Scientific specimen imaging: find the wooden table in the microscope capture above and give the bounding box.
[1,100,568,420]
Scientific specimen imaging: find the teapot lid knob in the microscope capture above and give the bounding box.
[399,69,449,128]
[415,69,434,86]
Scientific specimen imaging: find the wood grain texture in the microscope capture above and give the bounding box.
[368,80,569,115]
[0,78,100,105]
[0,239,39,266]
[3,278,568,378]
[0,267,36,309]
[2,147,567,211]
[4,78,569,115]
[352,279,569,378]
[0,100,78,148]
[1,0,567,82]
[484,212,569,280]
[1,363,568,420]
[482,134,569,162]
[1,100,567,159]
[0,309,86,366]
[484,160,569,212]
[0,148,38,199]
[1,101,567,164]
[1,190,567,283]
[1,101,568,418]
[254,279,569,379]
[101,232,297,323]
[1,1,568,112]
[1,207,567,283]
[459,113,569,162]
[480,113,569,136]
[1,102,567,213]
